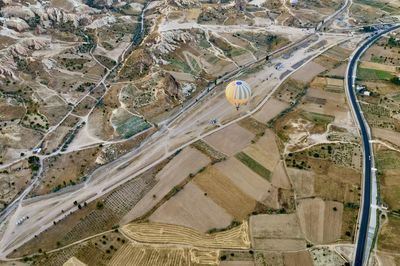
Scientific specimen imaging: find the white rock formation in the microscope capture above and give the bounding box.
[152,30,194,54]
[4,18,30,32]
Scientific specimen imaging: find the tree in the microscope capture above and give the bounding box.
[96,201,104,210]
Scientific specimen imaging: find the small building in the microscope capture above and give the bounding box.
[356,85,366,92]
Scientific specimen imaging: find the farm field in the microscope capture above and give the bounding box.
[252,98,289,124]
[372,128,400,147]
[121,147,211,223]
[283,251,313,266]
[108,244,220,266]
[121,222,251,249]
[375,148,400,211]
[193,166,257,220]
[149,182,233,232]
[204,123,255,156]
[291,61,327,83]
[63,257,87,266]
[249,214,306,251]
[359,61,399,73]
[0,0,379,265]
[378,214,400,252]
[357,68,395,81]
[241,130,280,172]
[214,158,279,207]
[296,198,343,244]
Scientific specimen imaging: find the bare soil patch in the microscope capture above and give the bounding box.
[214,157,279,208]
[270,161,292,189]
[253,98,289,124]
[373,128,400,147]
[296,198,343,244]
[194,167,257,220]
[286,168,315,198]
[249,214,305,251]
[121,147,210,223]
[283,251,313,266]
[242,130,280,172]
[291,61,326,83]
[204,123,255,156]
[149,182,233,232]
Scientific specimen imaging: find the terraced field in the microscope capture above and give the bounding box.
[121,222,250,249]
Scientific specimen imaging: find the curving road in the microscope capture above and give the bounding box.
[345,24,400,266]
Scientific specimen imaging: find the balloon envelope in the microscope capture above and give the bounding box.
[225,80,252,108]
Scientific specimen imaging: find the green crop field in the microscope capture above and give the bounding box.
[116,116,151,139]
[357,68,395,81]
[376,150,400,170]
[355,0,399,13]
[302,112,335,126]
[235,152,271,181]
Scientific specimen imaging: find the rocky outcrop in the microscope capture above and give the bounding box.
[3,17,30,32]
[166,0,200,8]
[1,5,35,20]
[152,30,194,54]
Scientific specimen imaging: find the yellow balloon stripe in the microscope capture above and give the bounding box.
[225,80,251,108]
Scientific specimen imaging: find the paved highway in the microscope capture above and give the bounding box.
[346,24,400,266]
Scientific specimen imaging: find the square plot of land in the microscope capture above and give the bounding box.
[291,61,326,83]
[149,182,233,232]
[194,167,257,220]
[250,214,305,251]
[214,158,278,208]
[204,123,254,156]
[253,98,289,124]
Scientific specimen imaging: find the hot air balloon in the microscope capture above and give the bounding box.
[225,80,252,110]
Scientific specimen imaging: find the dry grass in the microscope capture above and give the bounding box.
[121,222,251,249]
[360,61,398,73]
[33,147,102,195]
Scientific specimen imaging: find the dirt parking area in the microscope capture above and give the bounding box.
[204,123,255,156]
[149,182,233,232]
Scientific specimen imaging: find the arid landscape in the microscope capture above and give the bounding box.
[0,0,399,265]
